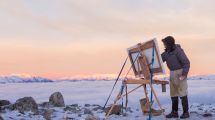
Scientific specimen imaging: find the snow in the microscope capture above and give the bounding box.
[0,75,53,83]
[1,74,215,83]
[0,79,215,119]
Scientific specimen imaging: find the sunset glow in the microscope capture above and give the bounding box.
[0,0,214,79]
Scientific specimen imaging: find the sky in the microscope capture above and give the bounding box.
[0,0,214,79]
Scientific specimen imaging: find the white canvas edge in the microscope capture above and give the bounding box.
[153,38,166,75]
[127,38,166,76]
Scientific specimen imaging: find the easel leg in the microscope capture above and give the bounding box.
[143,84,149,101]
[105,84,144,119]
[105,97,120,119]
[149,84,167,120]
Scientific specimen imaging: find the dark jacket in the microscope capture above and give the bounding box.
[161,44,190,76]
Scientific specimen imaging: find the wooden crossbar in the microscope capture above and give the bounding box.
[105,79,169,120]
[124,79,169,85]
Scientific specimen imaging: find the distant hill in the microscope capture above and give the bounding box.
[59,74,215,81]
[0,75,53,83]
[158,74,215,81]
[0,74,214,83]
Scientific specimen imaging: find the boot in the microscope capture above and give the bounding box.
[166,97,179,118]
[180,112,190,119]
[180,96,190,119]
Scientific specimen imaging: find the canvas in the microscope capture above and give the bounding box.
[127,38,165,78]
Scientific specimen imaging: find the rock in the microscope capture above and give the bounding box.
[64,105,81,113]
[85,114,99,120]
[0,115,3,120]
[84,108,93,115]
[0,100,11,107]
[14,97,38,114]
[43,109,55,120]
[70,104,78,107]
[49,92,65,107]
[1,104,14,111]
[105,105,122,115]
[92,106,103,111]
[85,104,91,107]
[202,112,212,117]
[39,102,52,108]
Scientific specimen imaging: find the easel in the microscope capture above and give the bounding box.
[105,54,169,120]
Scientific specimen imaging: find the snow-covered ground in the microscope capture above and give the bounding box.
[0,79,215,119]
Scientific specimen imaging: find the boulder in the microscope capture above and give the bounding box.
[13,97,38,113]
[0,100,11,107]
[105,105,122,115]
[49,92,65,107]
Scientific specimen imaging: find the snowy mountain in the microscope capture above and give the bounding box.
[59,74,215,81]
[159,74,215,81]
[188,74,215,80]
[58,74,134,81]
[0,75,53,83]
[0,74,214,84]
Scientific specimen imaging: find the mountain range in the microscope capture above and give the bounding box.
[0,74,214,83]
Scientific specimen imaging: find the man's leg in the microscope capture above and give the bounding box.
[166,70,179,118]
[177,69,190,119]
[166,97,179,118]
[180,96,190,119]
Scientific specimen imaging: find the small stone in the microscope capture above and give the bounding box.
[0,100,11,107]
[105,105,122,115]
[49,92,65,107]
[85,114,99,120]
[92,104,100,107]
[1,104,14,111]
[92,106,103,111]
[84,108,93,115]
[85,104,91,107]
[70,104,78,107]
[43,109,55,120]
[0,115,3,120]
[64,106,81,113]
[202,112,212,117]
[39,102,51,108]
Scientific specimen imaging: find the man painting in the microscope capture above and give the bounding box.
[161,36,190,119]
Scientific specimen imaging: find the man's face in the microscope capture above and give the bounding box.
[163,42,167,48]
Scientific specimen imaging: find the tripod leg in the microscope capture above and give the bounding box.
[105,94,121,118]
[143,84,149,101]
[105,84,144,119]
[149,84,167,120]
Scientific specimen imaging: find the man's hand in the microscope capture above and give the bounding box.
[179,75,187,81]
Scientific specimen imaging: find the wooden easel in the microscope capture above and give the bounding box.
[105,55,169,119]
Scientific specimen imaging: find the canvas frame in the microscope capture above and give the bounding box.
[127,38,165,78]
